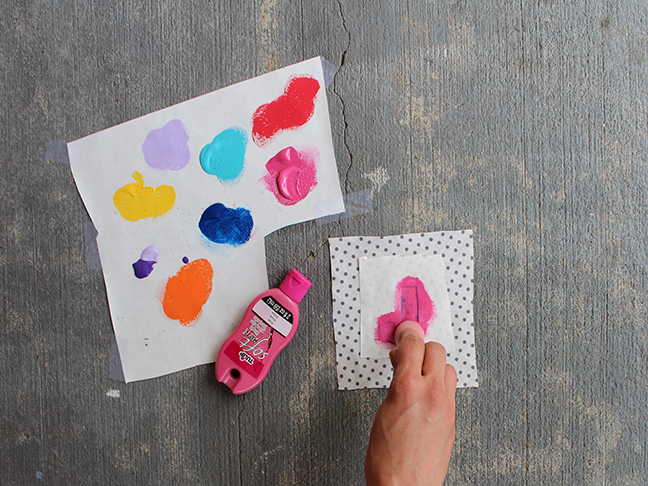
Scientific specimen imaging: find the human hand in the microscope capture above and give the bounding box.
[365,322,457,486]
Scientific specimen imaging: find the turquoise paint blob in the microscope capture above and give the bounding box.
[199,127,248,185]
[199,203,253,246]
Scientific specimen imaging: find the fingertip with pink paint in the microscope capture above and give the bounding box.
[395,320,425,345]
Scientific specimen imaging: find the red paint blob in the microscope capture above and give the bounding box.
[375,276,436,347]
[162,258,213,326]
[263,146,318,206]
[252,75,320,147]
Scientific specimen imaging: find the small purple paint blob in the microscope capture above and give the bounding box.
[182,256,189,264]
[142,119,191,170]
[132,245,159,279]
[133,260,156,279]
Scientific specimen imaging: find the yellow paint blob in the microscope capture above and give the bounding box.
[113,172,176,222]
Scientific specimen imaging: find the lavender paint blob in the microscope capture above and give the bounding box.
[141,245,158,262]
[142,119,191,170]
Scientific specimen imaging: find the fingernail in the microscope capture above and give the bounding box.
[394,320,425,346]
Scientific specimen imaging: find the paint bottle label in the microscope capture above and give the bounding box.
[216,269,311,394]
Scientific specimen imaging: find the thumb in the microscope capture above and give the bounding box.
[393,326,425,375]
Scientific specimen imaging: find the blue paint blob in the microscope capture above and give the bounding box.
[199,203,253,246]
[199,127,248,185]
[133,259,156,279]
[182,256,189,264]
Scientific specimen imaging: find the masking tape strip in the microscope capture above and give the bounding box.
[109,335,126,382]
[316,189,372,226]
[45,139,70,164]
[83,222,102,271]
[321,57,338,89]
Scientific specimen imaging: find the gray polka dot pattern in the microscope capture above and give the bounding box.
[329,230,478,390]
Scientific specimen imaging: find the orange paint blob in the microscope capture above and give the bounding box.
[162,258,213,326]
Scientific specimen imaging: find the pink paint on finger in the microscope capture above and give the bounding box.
[262,146,318,206]
[375,276,436,347]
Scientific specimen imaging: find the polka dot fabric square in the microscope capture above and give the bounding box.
[329,230,478,390]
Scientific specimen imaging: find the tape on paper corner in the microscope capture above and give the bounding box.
[316,189,372,226]
[45,139,70,164]
[83,222,102,271]
[321,57,338,89]
[109,335,126,382]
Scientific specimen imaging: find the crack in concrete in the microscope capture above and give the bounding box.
[333,0,354,195]
[297,0,353,272]
[297,219,344,271]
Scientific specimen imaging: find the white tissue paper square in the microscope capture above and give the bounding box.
[359,255,455,358]
[329,230,478,390]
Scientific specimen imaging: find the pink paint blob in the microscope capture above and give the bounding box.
[375,276,436,347]
[277,166,304,199]
[263,146,318,206]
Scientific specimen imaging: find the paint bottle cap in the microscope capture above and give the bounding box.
[280,268,312,303]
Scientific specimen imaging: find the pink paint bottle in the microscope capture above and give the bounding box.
[216,268,312,394]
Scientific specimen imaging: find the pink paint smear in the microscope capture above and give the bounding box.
[375,276,436,347]
[262,146,318,206]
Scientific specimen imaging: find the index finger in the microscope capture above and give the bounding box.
[422,341,449,378]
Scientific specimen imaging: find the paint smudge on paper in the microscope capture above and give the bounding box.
[252,75,320,146]
[199,203,253,246]
[162,258,213,326]
[113,172,176,222]
[132,245,158,279]
[142,119,191,170]
[200,126,248,185]
[263,146,318,205]
[375,276,436,347]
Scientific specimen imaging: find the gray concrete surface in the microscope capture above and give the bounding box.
[2,0,648,484]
